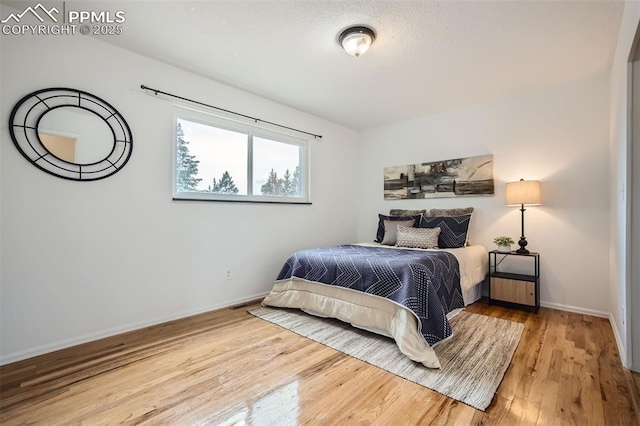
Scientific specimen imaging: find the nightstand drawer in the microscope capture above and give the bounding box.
[490,277,535,306]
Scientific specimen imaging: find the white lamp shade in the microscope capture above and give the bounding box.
[505,180,542,206]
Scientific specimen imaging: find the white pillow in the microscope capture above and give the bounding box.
[396,225,441,249]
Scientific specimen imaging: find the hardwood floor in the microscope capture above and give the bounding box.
[0,299,637,425]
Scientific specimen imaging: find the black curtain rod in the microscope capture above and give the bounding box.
[140,85,322,139]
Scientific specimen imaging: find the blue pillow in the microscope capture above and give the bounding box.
[375,214,421,243]
[419,215,471,248]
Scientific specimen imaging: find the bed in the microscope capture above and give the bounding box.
[261,208,488,369]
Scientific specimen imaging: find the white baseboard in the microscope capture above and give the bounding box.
[539,301,609,318]
[609,313,630,368]
[0,291,269,366]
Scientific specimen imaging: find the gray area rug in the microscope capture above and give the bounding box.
[249,307,523,411]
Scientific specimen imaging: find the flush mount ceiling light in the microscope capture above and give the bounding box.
[339,26,376,58]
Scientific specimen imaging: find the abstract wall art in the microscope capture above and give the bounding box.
[384,154,494,200]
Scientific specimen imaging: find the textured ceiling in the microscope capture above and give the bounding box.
[3,1,624,130]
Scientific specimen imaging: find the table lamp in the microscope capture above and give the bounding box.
[505,179,542,254]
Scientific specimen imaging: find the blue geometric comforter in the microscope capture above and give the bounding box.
[276,245,464,346]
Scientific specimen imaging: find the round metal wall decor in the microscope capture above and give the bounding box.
[8,87,133,181]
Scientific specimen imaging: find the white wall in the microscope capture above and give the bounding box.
[632,61,640,372]
[0,22,3,358]
[0,33,359,364]
[609,1,640,369]
[357,75,611,315]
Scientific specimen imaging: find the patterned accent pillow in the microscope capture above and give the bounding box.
[381,219,415,245]
[428,208,474,245]
[419,214,471,248]
[375,214,421,243]
[389,209,427,217]
[396,225,440,249]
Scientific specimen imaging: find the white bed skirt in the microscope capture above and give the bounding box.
[263,278,444,368]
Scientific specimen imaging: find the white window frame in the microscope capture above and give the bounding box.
[173,107,311,204]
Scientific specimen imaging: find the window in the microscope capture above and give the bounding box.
[173,109,310,203]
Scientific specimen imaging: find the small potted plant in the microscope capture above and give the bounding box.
[493,236,514,253]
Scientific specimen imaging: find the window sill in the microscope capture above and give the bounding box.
[172,197,312,205]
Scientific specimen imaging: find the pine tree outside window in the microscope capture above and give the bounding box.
[173,109,310,203]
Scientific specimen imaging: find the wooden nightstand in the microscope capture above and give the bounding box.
[488,250,540,313]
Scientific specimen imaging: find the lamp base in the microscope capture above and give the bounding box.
[516,237,530,254]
